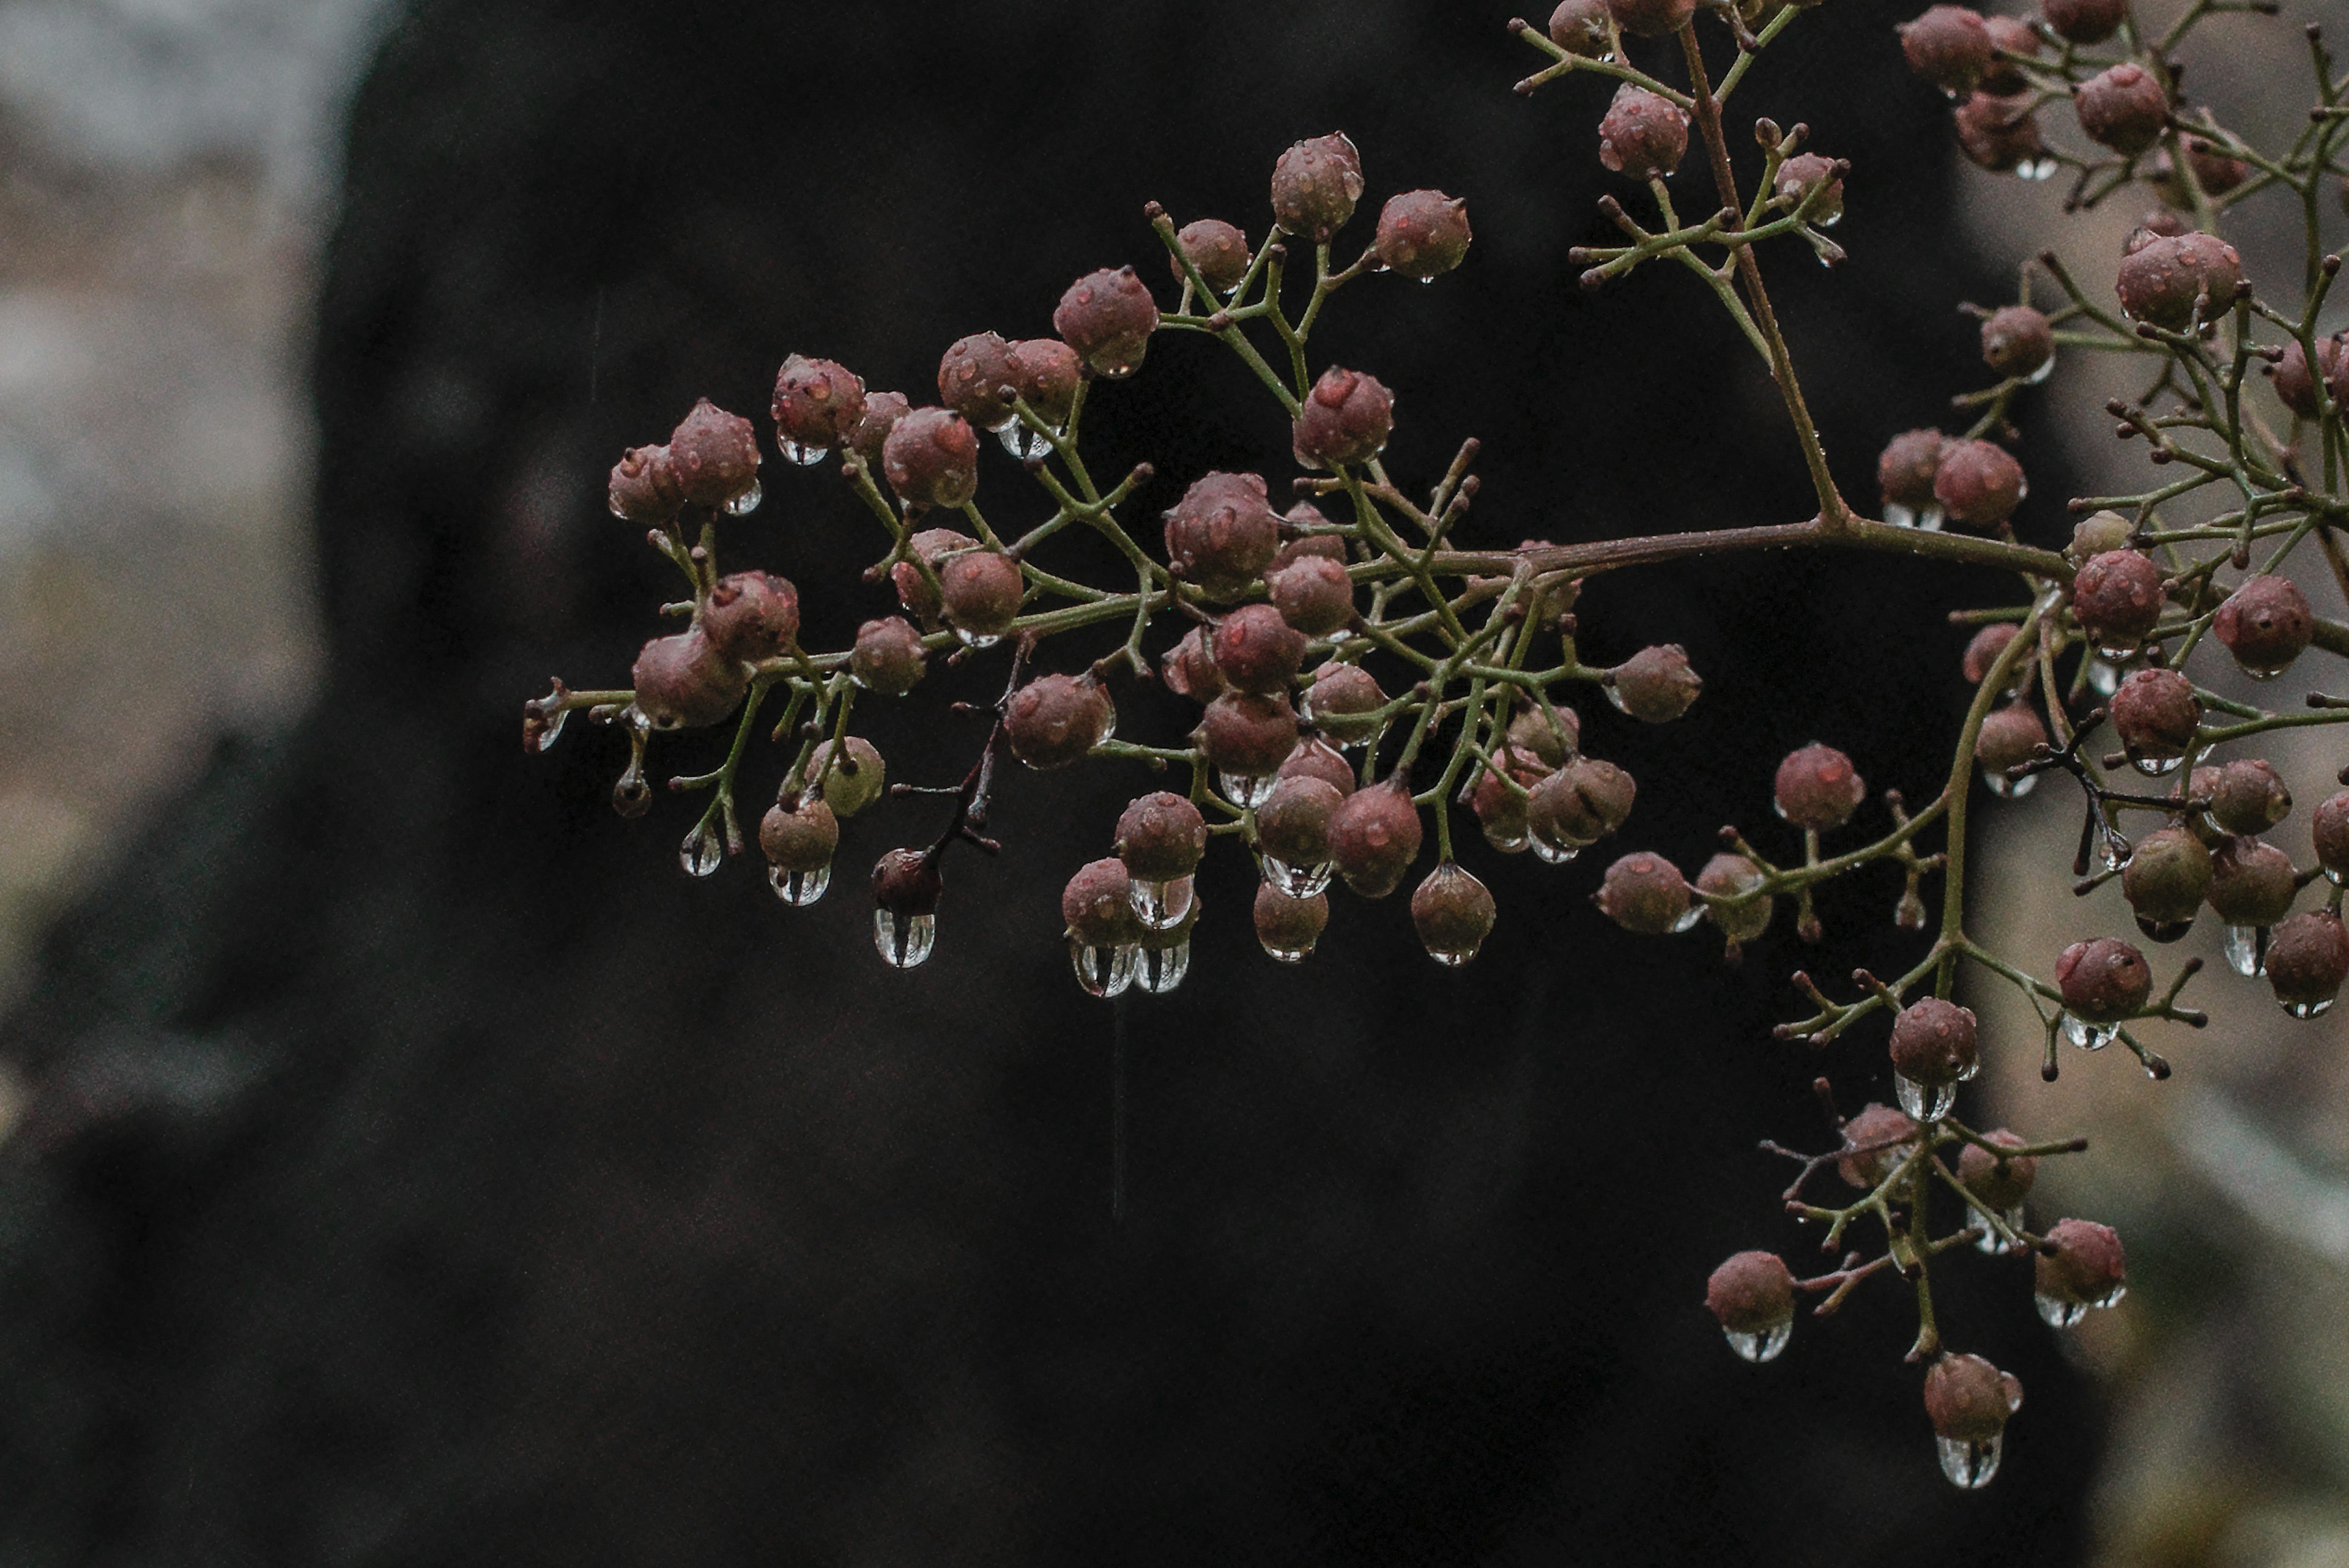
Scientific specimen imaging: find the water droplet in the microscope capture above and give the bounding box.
[612,775,651,818]
[2285,995,2336,1020]
[952,627,1004,650]
[1606,685,1635,717]
[679,825,725,877]
[1975,1206,2025,1255]
[1983,769,2035,798]
[874,909,937,968]
[2225,923,2269,978]
[1094,359,1138,381]
[1671,903,1706,934]
[525,705,569,753]
[1136,939,1190,994]
[1937,1433,2003,1489]
[1092,696,1118,749]
[2126,746,2184,778]
[1528,833,1583,866]
[767,862,831,905]
[1129,874,1195,932]
[2034,1292,2089,1328]
[724,478,765,515]
[1263,856,1334,899]
[2017,157,2059,182]
[1219,770,1278,809]
[1724,1320,1791,1364]
[2236,656,2291,682]
[1071,940,1138,998]
[2061,1013,2118,1051]
[2024,357,2055,386]
[997,423,1055,460]
[2329,865,2347,888]
[779,439,828,467]
[1885,502,1916,529]
[1483,824,1531,855]
[2087,656,2121,697]
[2135,913,2194,943]
[1895,1074,1956,1120]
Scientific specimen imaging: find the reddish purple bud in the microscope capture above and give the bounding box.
[1255,882,1328,960]
[1170,218,1252,292]
[1278,738,1359,795]
[1373,190,1472,280]
[2036,1218,2126,1307]
[1900,6,1994,94]
[700,571,800,663]
[1774,743,1866,833]
[1594,851,1691,934]
[890,527,975,622]
[881,407,981,508]
[2269,910,2349,1013]
[2208,758,2291,837]
[1697,852,1773,943]
[1116,792,1209,882]
[2271,334,2347,420]
[937,550,1023,642]
[1527,756,1635,849]
[1959,1130,2036,1209]
[1161,625,1228,702]
[1268,554,1356,637]
[632,629,747,730]
[1605,0,1696,37]
[2055,937,2152,1022]
[2116,231,2244,330]
[1962,623,2019,685]
[848,390,911,472]
[1608,644,1702,723]
[1269,133,1364,243]
[1053,266,1159,379]
[2208,836,2298,926]
[1163,471,1281,599]
[1981,305,2053,379]
[850,616,927,696]
[937,332,1019,429]
[1006,674,1113,770]
[2109,667,2201,764]
[1838,1103,1919,1188]
[1196,691,1301,779]
[1256,775,1345,868]
[1213,603,1309,695]
[1890,997,1979,1087]
[1878,428,1948,513]
[2070,549,2165,650]
[1705,1250,1795,1334]
[1925,1354,2019,1443]
[759,795,839,874]
[1953,92,2046,173]
[1291,366,1395,470]
[609,444,683,522]
[1326,779,1423,897]
[2214,575,2314,678]
[1063,858,1146,946]
[1598,84,1690,180]
[1980,15,2042,92]
[1932,438,2026,530]
[1773,152,1844,223]
[2312,790,2349,882]
[1006,338,1082,427]
[2043,0,2123,42]
[2074,62,2169,157]
[1547,0,1612,55]
[771,355,867,453]
[668,398,761,508]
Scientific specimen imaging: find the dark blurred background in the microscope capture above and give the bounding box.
[15,0,2331,1560]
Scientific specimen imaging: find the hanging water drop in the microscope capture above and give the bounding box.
[2224,923,2269,978]
[1129,874,1195,932]
[874,909,938,968]
[779,439,827,467]
[2034,1293,2089,1328]
[1483,824,1531,855]
[997,423,1054,461]
[2087,656,2121,697]
[1937,1434,2003,1488]
[525,705,568,753]
[2125,748,2184,778]
[1263,856,1334,899]
[1528,834,1583,866]
[2017,156,2058,182]
[1218,770,1278,810]
[1724,1321,1791,1364]
[1975,1206,2025,1255]
[1671,902,1706,934]
[2135,913,2192,943]
[767,862,831,906]
[723,478,765,515]
[952,627,1004,650]
[2024,357,2055,386]
[1071,941,1138,998]
[1136,938,1190,994]
[2286,995,2336,1020]
[679,825,725,877]
[1983,769,2035,798]
[2061,1013,2118,1051]
[1895,1074,1956,1120]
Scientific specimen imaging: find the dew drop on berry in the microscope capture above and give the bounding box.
[2126,747,2186,778]
[678,825,725,877]
[1129,874,1195,932]
[2061,1014,2119,1051]
[2225,923,2269,978]
[1260,929,1315,965]
[1723,1321,1791,1364]
[768,863,831,906]
[1263,856,1334,899]
[1937,1433,2003,1489]
[1975,1206,2025,1255]
[1894,1074,1957,1120]
[1135,940,1190,994]
[998,423,1054,460]
[2087,655,2122,697]
[779,439,826,467]
[1983,768,2035,798]
[1071,941,1138,998]
[875,910,937,968]
[1219,770,1278,809]
[723,478,765,515]
[2285,996,2336,1020]
[1528,834,1583,866]
[953,626,1004,651]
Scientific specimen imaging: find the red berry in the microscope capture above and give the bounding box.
[1605,0,1696,37]
[1900,6,1994,94]
[2313,790,2349,882]
[2268,910,2349,1012]
[1196,691,1301,779]
[1838,1103,1920,1187]
[850,617,927,696]
[1547,0,1612,55]
[1006,338,1082,427]
[1932,437,2025,530]
[890,527,976,622]
[1598,84,1690,180]
[848,390,911,472]
[669,398,762,509]
[1980,305,2053,379]
[2054,937,2151,1022]
[1889,997,1979,1087]
[1924,1354,2019,1443]
[2208,758,2291,836]
[2213,575,2313,677]
[1006,674,1113,770]
[1705,1250,1795,1334]
[2074,62,2169,157]
[1291,366,1395,470]
[1161,625,1228,701]
[937,332,1019,429]
[2043,0,2123,42]
[2035,1218,2125,1306]
[1976,704,2047,779]
[2271,334,2347,419]
[1326,780,1424,897]
[2207,836,2297,926]
[1256,775,1345,868]
[1053,266,1159,379]
[881,407,981,508]
[1608,644,1702,723]
[1212,603,1308,696]
[1163,471,1281,599]
[1278,739,1359,795]
[1773,153,1844,223]
[2070,549,2165,650]
[1269,133,1364,242]
[1594,852,1691,934]
[1373,190,1472,280]
[1958,1130,2037,1209]
[1696,852,1773,943]
[609,444,684,522]
[1268,554,1356,637]
[937,550,1024,642]
[2108,668,2201,764]
[1115,792,1209,883]
[1254,882,1329,960]
[759,795,839,874]
[1878,428,1948,513]
[1774,743,1866,833]
[700,570,800,663]
[1961,623,2019,684]
[1980,15,2041,92]
[771,355,867,453]
[2120,825,2212,931]
[1953,92,2046,173]
[632,629,746,730]
[1170,218,1252,292]
[1527,756,1636,848]
[2116,231,2243,330]
[1063,858,1146,947]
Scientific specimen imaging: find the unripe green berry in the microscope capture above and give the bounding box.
[806,737,887,818]
[2068,509,2134,563]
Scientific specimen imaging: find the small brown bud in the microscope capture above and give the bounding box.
[1838,1103,1920,1188]
[2116,232,2244,331]
[2070,549,2165,651]
[2213,575,2314,678]
[1053,266,1159,379]
[1980,305,2054,380]
[1595,851,1691,934]
[1411,861,1496,964]
[2268,910,2349,1013]
[700,570,800,663]
[1899,6,1994,94]
[1774,743,1866,833]
[1932,437,2026,530]
[881,407,981,508]
[771,355,867,454]
[759,795,839,874]
[1063,858,1146,947]
[1877,428,1948,515]
[1958,1130,2036,1211]
[2108,667,2201,764]
[1924,1354,2018,1443]
[1267,555,1356,637]
[608,444,683,522]
[2312,790,2349,882]
[2207,836,2298,926]
[2035,1218,2125,1307]
[872,847,943,918]
[1212,603,1309,695]
[936,550,1024,643]
[1005,338,1082,428]
[850,617,927,696]
[2055,937,2152,1022]
[1279,740,1358,796]
[1773,152,1845,224]
[2209,759,2291,837]
[1291,366,1395,470]
[848,390,911,472]
[937,332,1019,429]
[1979,15,2042,92]
[1953,92,2046,174]
[2121,825,2212,934]
[1696,853,1773,943]
[1116,792,1209,882]
[890,527,976,623]
[1705,1250,1795,1335]
[1527,756,1635,850]
[668,398,761,509]
[1326,780,1424,898]
[1269,132,1364,243]
[1888,997,1979,1087]
[1005,674,1113,770]
[1546,0,1612,56]
[1256,775,1345,869]
[1604,0,1695,37]
[632,630,747,730]
[1196,691,1301,779]
[1254,882,1329,962]
[1163,472,1281,600]
[1161,626,1228,702]
[1961,623,2019,685]
[1373,190,1472,280]
[2043,0,2123,42]
[2271,334,2346,419]
[1506,706,1580,768]
[1170,218,1252,292]
[1608,644,1702,723]
[2074,62,2168,156]
[1598,84,1690,180]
